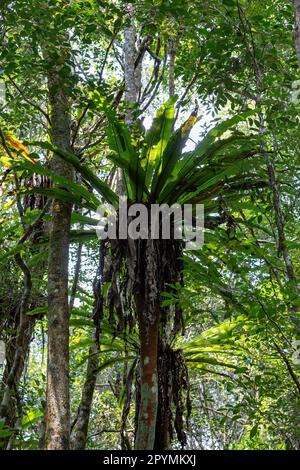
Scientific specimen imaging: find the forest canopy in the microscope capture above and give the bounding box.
[0,0,300,452]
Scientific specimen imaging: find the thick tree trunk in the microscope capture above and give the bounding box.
[45,47,73,450]
[132,237,186,450]
[133,240,160,450]
[135,321,159,450]
[124,8,160,449]
[134,298,159,449]
[109,233,186,450]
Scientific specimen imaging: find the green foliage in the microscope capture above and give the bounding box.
[0,0,299,452]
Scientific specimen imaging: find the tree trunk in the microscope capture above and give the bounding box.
[255,108,300,338]
[123,7,160,449]
[168,24,177,98]
[154,346,172,450]
[134,240,160,450]
[133,237,185,450]
[135,310,159,450]
[129,236,187,450]
[0,315,35,448]
[294,0,300,67]
[0,230,34,447]
[0,173,48,449]
[70,342,98,449]
[45,46,73,450]
[70,244,104,449]
[124,3,140,126]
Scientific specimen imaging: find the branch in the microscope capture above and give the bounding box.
[7,75,51,125]
[17,199,51,245]
[71,34,117,148]
[174,74,198,123]
[274,342,300,396]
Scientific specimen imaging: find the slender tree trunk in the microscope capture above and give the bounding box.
[0,172,48,449]
[70,341,98,449]
[0,241,33,448]
[168,20,182,99]
[0,315,34,448]
[255,107,300,338]
[124,3,140,126]
[45,45,73,450]
[249,11,300,446]
[168,24,177,98]
[70,244,104,449]
[294,0,300,67]
[248,15,300,337]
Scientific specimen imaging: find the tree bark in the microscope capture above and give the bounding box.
[0,171,49,449]
[130,235,186,450]
[134,240,160,450]
[135,310,159,450]
[45,45,73,450]
[294,0,300,67]
[168,28,176,98]
[0,220,35,447]
[0,315,34,445]
[168,20,181,99]
[70,341,98,449]
[124,3,140,126]
[70,244,104,449]
[123,10,162,449]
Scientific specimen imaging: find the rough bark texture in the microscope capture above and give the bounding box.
[70,342,98,449]
[168,28,176,98]
[155,347,190,450]
[107,235,187,450]
[105,220,189,450]
[45,48,73,450]
[0,175,47,449]
[124,15,159,448]
[133,238,188,450]
[168,20,182,99]
[124,3,140,125]
[154,240,188,450]
[294,0,300,67]
[134,240,160,450]
[0,316,34,430]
